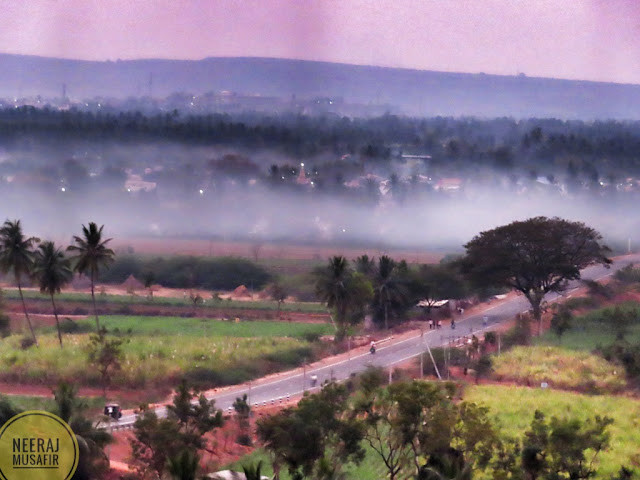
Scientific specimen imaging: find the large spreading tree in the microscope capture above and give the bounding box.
[462,216,611,335]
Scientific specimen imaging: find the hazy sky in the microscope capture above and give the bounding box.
[1,0,639,84]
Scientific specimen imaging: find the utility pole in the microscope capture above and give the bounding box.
[425,339,441,380]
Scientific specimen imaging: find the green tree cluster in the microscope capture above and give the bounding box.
[130,379,223,479]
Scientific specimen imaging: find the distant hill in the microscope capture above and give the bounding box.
[2,54,640,119]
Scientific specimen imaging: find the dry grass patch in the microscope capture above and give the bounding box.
[492,346,626,393]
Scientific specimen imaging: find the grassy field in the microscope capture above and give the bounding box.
[491,346,626,393]
[0,317,332,389]
[535,304,640,351]
[46,315,334,338]
[0,393,105,413]
[466,384,640,478]
[2,288,327,313]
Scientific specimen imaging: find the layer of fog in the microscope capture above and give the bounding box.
[1,141,638,254]
[1,183,637,255]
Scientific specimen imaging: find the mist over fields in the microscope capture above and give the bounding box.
[1,133,639,254]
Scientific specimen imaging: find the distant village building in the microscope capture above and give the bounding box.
[125,173,157,193]
[434,178,462,192]
[296,163,311,185]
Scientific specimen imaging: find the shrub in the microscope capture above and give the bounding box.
[20,337,35,350]
[601,340,640,380]
[236,433,252,447]
[502,313,532,348]
[614,264,640,284]
[183,366,254,389]
[264,347,313,367]
[563,296,599,311]
[484,331,497,345]
[302,332,321,343]
[58,318,90,334]
[0,314,9,338]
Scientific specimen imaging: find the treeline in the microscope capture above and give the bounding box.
[100,255,271,290]
[311,254,494,338]
[3,106,640,174]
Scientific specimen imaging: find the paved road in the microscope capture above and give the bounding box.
[115,254,639,427]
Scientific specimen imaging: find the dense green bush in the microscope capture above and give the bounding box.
[0,313,9,338]
[614,264,640,284]
[99,255,271,290]
[264,346,313,367]
[563,296,600,311]
[183,366,254,389]
[601,340,640,380]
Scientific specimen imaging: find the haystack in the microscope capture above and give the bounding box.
[230,285,251,298]
[121,274,144,291]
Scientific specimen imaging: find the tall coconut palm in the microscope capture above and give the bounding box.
[166,449,200,480]
[373,256,407,330]
[32,241,73,347]
[67,223,115,331]
[314,256,351,337]
[0,220,39,345]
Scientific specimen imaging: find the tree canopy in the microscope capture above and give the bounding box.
[462,217,611,333]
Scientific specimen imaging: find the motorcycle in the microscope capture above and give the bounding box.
[370,345,376,354]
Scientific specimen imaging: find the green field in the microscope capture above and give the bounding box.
[466,384,640,478]
[535,304,640,351]
[0,316,333,390]
[0,393,105,413]
[491,346,626,393]
[44,315,334,338]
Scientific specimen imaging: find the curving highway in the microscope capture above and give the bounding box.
[115,254,639,427]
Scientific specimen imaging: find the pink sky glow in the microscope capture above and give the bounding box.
[1,0,639,84]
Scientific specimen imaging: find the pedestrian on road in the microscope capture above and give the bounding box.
[428,319,434,330]
[437,320,442,329]
[451,319,456,330]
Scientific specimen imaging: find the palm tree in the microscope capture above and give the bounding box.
[67,223,115,331]
[243,461,264,480]
[32,241,73,347]
[0,220,39,345]
[166,449,200,480]
[355,254,375,278]
[314,256,351,338]
[374,256,407,330]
